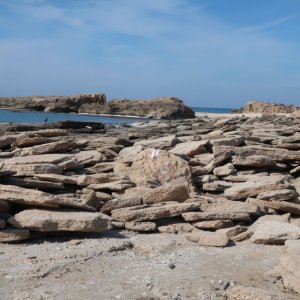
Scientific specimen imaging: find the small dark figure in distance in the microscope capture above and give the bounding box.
[44,117,48,123]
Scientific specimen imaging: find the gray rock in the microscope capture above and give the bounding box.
[0,228,30,242]
[169,140,208,157]
[186,229,229,247]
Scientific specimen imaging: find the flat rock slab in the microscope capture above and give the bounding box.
[1,163,64,176]
[0,184,59,208]
[193,220,234,230]
[125,221,156,232]
[257,189,298,201]
[232,155,276,167]
[111,202,200,222]
[247,198,300,215]
[77,173,128,186]
[3,154,72,165]
[8,209,111,232]
[186,229,229,247]
[0,228,30,242]
[182,212,252,222]
[134,135,178,148]
[213,145,300,162]
[250,220,300,244]
[225,175,290,200]
[213,163,236,177]
[169,140,208,157]
[158,222,194,234]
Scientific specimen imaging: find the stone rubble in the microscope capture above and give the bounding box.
[0,113,299,294]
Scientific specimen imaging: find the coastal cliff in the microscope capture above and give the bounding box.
[0,94,195,119]
[237,100,300,115]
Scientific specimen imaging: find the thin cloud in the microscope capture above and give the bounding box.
[239,15,294,34]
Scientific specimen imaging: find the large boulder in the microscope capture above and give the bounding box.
[114,148,193,189]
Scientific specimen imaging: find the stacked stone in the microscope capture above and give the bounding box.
[0,115,299,252]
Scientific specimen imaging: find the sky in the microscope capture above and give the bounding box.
[0,0,300,108]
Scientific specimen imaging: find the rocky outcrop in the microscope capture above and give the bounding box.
[237,100,300,114]
[0,94,106,113]
[0,95,195,119]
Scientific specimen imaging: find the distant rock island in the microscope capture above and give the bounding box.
[0,94,195,119]
[236,100,300,116]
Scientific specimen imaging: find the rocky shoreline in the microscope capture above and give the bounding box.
[0,95,195,119]
[0,112,300,298]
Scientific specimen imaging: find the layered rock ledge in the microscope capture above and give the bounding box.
[236,100,300,116]
[0,94,195,119]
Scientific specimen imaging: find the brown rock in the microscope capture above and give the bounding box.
[213,163,236,177]
[134,135,179,148]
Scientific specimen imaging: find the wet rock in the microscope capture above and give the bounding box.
[8,209,111,232]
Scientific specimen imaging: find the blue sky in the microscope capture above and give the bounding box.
[0,0,300,108]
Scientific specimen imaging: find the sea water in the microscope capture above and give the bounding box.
[0,107,234,124]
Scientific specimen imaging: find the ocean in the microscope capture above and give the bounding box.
[0,107,233,124]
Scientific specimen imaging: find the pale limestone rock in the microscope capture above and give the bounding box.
[186,229,229,247]
[158,222,194,234]
[193,220,234,230]
[169,140,208,157]
[8,209,111,232]
[232,155,276,167]
[247,198,300,215]
[217,225,247,239]
[111,202,200,222]
[125,221,156,232]
[257,189,297,202]
[114,148,193,188]
[250,220,300,244]
[279,240,300,294]
[134,135,178,149]
[225,175,290,200]
[213,163,236,177]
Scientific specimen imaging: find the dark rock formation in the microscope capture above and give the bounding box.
[0,95,195,119]
[236,100,300,114]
